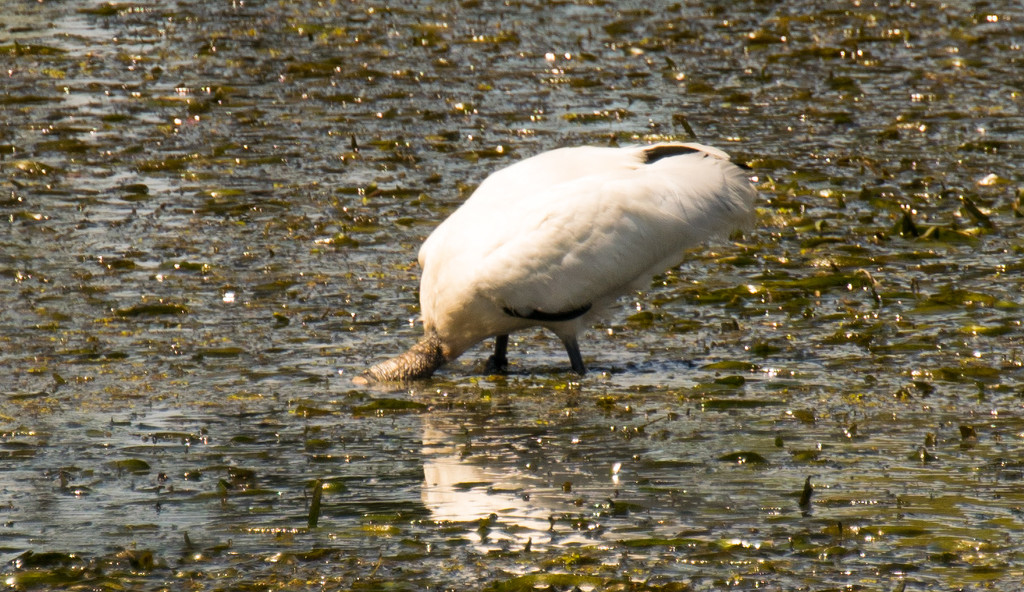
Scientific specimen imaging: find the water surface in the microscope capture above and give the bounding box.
[2,0,1024,589]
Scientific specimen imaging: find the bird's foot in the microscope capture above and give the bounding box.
[484,353,509,374]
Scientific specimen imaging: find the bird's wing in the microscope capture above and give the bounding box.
[463,149,755,317]
[418,145,646,269]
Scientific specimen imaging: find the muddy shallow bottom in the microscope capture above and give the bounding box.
[3,0,1024,589]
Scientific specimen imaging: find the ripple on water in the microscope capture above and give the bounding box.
[3,0,1024,589]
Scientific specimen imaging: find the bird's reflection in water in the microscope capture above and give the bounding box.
[421,422,554,550]
[420,418,617,551]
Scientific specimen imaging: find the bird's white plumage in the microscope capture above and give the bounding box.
[415,142,756,362]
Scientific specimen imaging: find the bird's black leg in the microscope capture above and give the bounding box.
[485,334,509,373]
[562,336,586,375]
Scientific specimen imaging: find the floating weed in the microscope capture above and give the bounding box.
[11,159,61,176]
[484,573,605,592]
[251,279,298,296]
[936,364,1002,383]
[116,303,189,317]
[959,323,1014,337]
[919,286,1018,310]
[562,109,632,123]
[200,193,289,216]
[352,398,429,416]
[701,399,783,411]
[161,260,211,273]
[702,360,760,372]
[4,0,1024,590]
[787,409,816,423]
[716,451,770,465]
[0,43,67,56]
[541,550,602,570]
[100,257,136,271]
[0,93,61,106]
[195,346,245,358]
[117,183,150,199]
[618,536,703,549]
[293,405,335,418]
[109,458,151,473]
[76,2,137,16]
[791,449,822,463]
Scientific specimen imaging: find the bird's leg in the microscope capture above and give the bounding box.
[485,334,509,373]
[561,335,586,375]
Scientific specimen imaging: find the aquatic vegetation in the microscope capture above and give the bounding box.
[1,0,1023,590]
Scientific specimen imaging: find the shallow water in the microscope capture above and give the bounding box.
[2,0,1024,589]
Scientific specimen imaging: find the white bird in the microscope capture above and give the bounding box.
[355,142,757,382]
